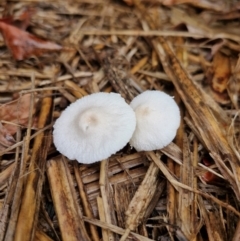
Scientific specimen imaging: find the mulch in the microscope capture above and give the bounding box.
[0,1,240,241]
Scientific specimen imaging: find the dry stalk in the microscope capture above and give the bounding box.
[166,91,184,240]
[161,142,182,166]
[102,57,136,102]
[64,80,88,98]
[0,163,15,190]
[178,134,198,240]
[130,56,148,75]
[13,90,53,241]
[120,160,160,241]
[79,29,240,41]
[74,162,100,241]
[97,197,109,241]
[83,216,155,241]
[198,197,219,241]
[99,160,115,241]
[192,137,200,237]
[47,157,91,241]
[232,220,240,241]
[1,141,30,241]
[35,229,54,241]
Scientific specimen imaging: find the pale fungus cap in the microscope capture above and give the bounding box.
[53,92,136,164]
[129,90,180,151]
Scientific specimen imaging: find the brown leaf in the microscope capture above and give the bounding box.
[0,8,35,30]
[0,17,62,60]
[0,94,37,135]
[212,52,231,93]
[0,122,15,151]
[14,8,36,30]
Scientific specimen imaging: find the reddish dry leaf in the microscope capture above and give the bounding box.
[201,156,220,183]
[0,122,15,151]
[0,18,62,60]
[0,94,37,135]
[14,8,36,30]
[0,8,35,30]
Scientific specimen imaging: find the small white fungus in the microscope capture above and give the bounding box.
[129,90,180,151]
[53,92,136,164]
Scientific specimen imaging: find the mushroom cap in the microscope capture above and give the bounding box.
[53,92,136,164]
[129,90,180,151]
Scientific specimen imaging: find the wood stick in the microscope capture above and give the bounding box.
[14,90,53,241]
[47,157,91,241]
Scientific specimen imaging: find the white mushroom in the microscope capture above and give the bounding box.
[53,92,136,164]
[129,90,180,151]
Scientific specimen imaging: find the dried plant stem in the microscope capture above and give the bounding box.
[99,160,114,241]
[179,134,195,239]
[35,229,54,241]
[97,197,109,241]
[130,56,148,74]
[120,161,160,241]
[232,220,240,241]
[0,163,15,190]
[83,216,155,241]
[74,162,100,241]
[198,197,215,241]
[79,29,240,41]
[64,80,88,98]
[14,90,53,241]
[102,58,135,102]
[2,141,30,241]
[47,157,91,241]
[166,156,176,241]
[161,143,182,165]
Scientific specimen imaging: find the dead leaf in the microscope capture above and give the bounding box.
[0,7,35,30]
[0,94,37,135]
[212,52,231,93]
[0,122,15,151]
[204,86,230,105]
[201,155,220,183]
[204,51,231,104]
[122,0,134,6]
[0,11,62,60]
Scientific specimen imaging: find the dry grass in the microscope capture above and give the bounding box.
[0,0,240,240]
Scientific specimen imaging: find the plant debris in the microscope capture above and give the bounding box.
[0,1,240,241]
[0,9,62,60]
